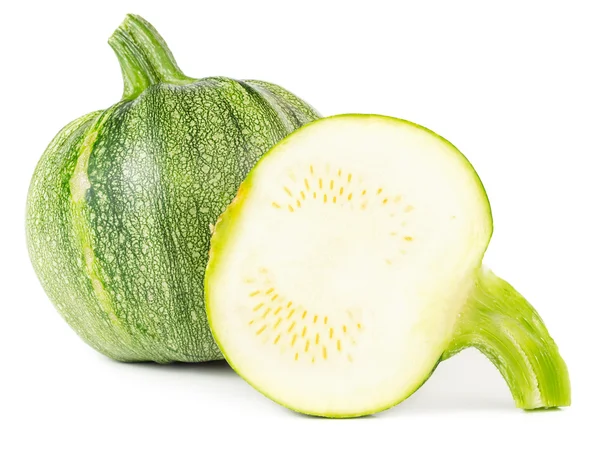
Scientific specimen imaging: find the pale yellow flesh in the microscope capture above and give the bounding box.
[207,116,491,416]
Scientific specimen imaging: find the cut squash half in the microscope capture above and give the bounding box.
[205,114,570,417]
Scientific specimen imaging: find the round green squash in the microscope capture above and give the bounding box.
[26,15,320,363]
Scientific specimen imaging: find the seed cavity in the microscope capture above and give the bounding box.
[247,231,376,363]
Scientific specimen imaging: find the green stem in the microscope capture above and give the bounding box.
[108,14,195,100]
[444,267,571,409]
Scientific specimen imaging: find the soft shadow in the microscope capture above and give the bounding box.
[524,407,563,413]
[292,410,377,420]
[382,349,516,416]
[109,358,235,378]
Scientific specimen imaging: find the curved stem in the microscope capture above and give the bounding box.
[108,14,195,100]
[444,267,571,409]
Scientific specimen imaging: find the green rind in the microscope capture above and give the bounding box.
[26,110,142,360]
[444,267,571,409]
[205,113,493,417]
[244,80,320,128]
[27,76,319,363]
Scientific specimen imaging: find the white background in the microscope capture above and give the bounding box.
[1,0,598,460]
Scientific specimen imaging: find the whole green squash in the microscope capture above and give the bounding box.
[26,15,320,363]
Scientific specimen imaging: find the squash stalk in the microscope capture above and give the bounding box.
[108,14,195,100]
[444,267,571,409]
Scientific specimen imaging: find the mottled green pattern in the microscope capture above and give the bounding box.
[25,111,141,360]
[27,78,318,363]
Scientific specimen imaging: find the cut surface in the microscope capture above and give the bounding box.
[206,114,492,416]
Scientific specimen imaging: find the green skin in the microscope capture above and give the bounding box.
[206,114,571,416]
[26,14,319,363]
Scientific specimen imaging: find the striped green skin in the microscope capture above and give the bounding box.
[26,17,319,363]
